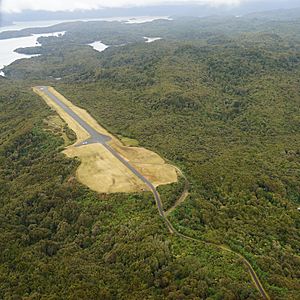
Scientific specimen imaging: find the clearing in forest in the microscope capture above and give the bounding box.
[33,86,178,193]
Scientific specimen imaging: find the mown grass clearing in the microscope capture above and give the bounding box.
[34,86,177,193]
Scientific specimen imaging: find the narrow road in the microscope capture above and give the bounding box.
[165,169,190,216]
[37,86,270,300]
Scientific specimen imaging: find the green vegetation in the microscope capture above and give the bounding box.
[157,176,187,211]
[1,10,300,299]
[118,135,139,147]
[0,81,257,299]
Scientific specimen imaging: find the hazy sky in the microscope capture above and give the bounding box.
[2,0,250,13]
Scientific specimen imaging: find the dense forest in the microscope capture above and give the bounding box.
[1,10,300,299]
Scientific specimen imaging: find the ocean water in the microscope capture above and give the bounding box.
[0,16,170,75]
[88,41,109,52]
[0,16,171,33]
[0,32,65,75]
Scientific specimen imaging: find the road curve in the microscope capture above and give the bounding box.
[165,168,190,216]
[36,86,270,300]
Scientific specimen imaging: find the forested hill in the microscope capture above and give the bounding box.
[1,8,300,43]
[0,11,300,299]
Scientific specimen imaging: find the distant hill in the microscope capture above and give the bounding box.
[0,20,12,26]
[2,1,300,23]
[245,7,300,20]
